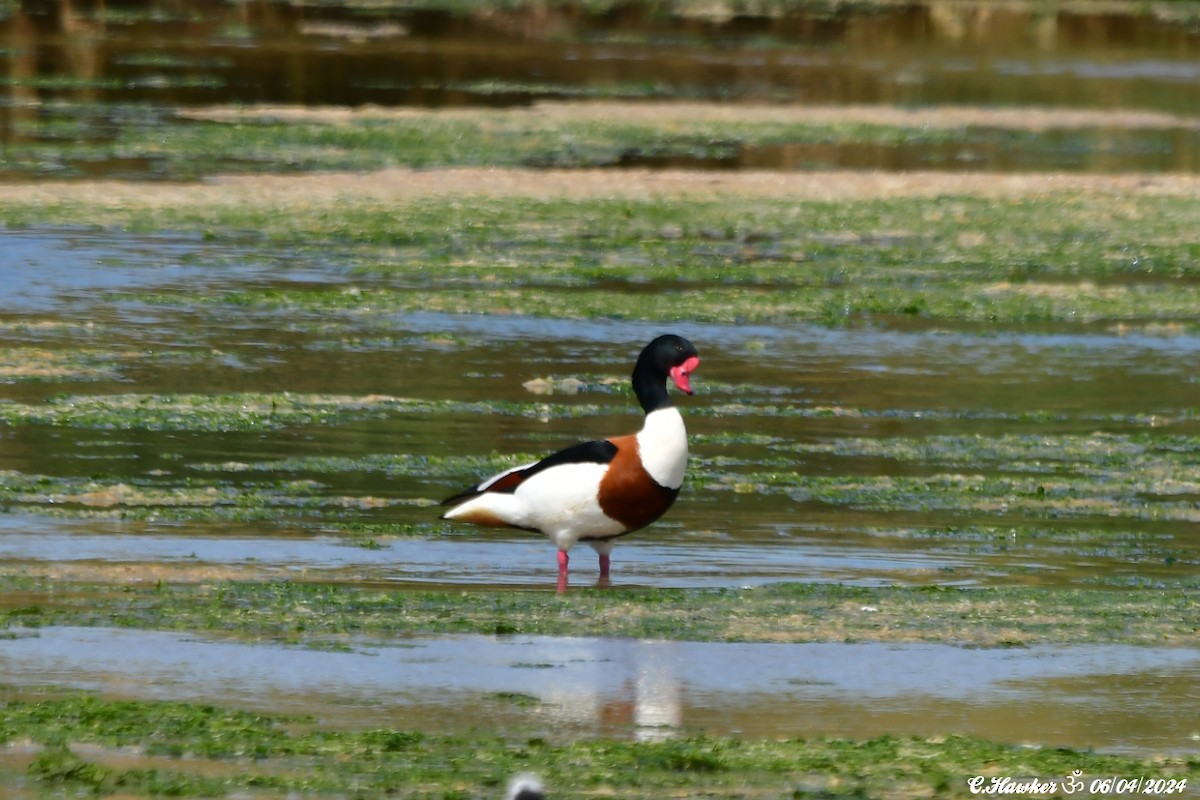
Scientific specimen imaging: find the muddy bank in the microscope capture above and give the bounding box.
[180,101,1200,132]
[5,166,1200,211]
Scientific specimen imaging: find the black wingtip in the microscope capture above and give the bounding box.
[440,490,479,507]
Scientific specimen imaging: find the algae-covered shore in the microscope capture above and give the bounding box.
[3,0,1200,796]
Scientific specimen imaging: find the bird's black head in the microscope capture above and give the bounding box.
[632,334,700,411]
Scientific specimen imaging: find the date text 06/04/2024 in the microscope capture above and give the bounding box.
[968,774,1189,796]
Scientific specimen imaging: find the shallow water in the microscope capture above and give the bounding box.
[0,524,971,589]
[3,626,1198,755]
[626,130,1200,174]
[2,230,1200,591]
[3,0,1200,177]
[9,227,363,307]
[4,0,1198,111]
[0,229,333,312]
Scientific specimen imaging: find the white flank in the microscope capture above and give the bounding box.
[441,491,524,523]
[444,461,624,550]
[636,407,688,489]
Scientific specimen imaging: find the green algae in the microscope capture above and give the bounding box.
[0,394,1198,575]
[4,690,1194,800]
[36,191,1200,330]
[4,99,1168,181]
[0,392,602,433]
[0,347,129,383]
[706,471,1200,522]
[700,432,1200,525]
[3,577,1196,647]
[0,469,395,521]
[0,392,395,432]
[1,423,1196,536]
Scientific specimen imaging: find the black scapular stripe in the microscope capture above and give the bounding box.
[441,438,618,505]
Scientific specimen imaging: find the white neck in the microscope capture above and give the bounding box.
[636,407,688,490]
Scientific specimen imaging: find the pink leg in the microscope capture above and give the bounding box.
[598,553,611,578]
[556,550,569,594]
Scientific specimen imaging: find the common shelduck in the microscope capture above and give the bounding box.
[440,334,700,592]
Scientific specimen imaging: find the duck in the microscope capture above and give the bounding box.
[440,334,700,592]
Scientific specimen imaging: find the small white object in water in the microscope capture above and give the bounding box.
[505,773,546,800]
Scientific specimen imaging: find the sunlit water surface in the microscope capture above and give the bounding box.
[4,627,1199,755]
[3,0,1200,176]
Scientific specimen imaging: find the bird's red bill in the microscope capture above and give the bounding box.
[669,356,700,395]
